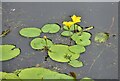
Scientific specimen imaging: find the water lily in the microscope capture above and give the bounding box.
[71,15,81,23]
[63,21,74,29]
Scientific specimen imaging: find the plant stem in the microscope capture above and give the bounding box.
[69,29,72,45]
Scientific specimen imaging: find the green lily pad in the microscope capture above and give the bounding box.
[68,60,83,68]
[48,45,80,62]
[69,45,85,54]
[0,72,20,79]
[71,32,91,46]
[41,24,60,33]
[0,45,20,61]
[30,38,53,50]
[18,67,75,79]
[63,24,82,31]
[80,77,94,81]
[76,39,91,46]
[94,32,109,43]
[61,31,73,37]
[19,27,41,37]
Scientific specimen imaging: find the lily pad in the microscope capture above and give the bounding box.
[76,39,91,46]
[71,32,91,46]
[69,45,85,54]
[41,24,60,33]
[19,27,41,37]
[94,32,109,43]
[30,38,53,50]
[80,77,94,81]
[48,45,80,62]
[68,60,83,68]
[61,31,73,37]
[0,45,20,61]
[18,67,75,79]
[0,72,20,79]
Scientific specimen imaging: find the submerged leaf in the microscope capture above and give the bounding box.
[94,32,109,43]
[30,38,53,50]
[41,24,60,33]
[48,45,80,62]
[19,27,41,37]
[61,31,73,37]
[68,60,83,67]
[18,67,75,79]
[0,45,20,61]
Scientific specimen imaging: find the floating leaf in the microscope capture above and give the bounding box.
[69,45,85,54]
[0,45,20,61]
[19,27,41,37]
[18,67,75,79]
[79,32,91,40]
[0,72,20,79]
[63,24,82,32]
[76,39,91,46]
[41,24,60,33]
[30,38,53,50]
[68,60,83,67]
[71,32,91,46]
[94,32,109,43]
[48,45,80,62]
[61,31,73,37]
[70,24,82,31]
[80,77,94,81]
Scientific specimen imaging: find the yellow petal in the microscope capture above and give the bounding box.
[63,21,74,28]
[71,15,81,23]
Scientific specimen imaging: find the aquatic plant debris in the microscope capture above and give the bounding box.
[94,32,109,43]
[0,45,20,61]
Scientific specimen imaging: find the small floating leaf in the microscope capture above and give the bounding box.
[0,45,20,61]
[19,27,41,37]
[48,45,80,62]
[69,45,85,54]
[61,31,73,37]
[63,24,82,32]
[30,38,53,50]
[18,67,75,79]
[41,24,60,33]
[68,60,83,67]
[70,24,82,31]
[80,77,94,81]
[94,32,109,43]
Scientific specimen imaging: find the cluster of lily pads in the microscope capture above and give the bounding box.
[0,67,94,81]
[0,14,110,80]
[0,15,94,68]
[18,15,93,67]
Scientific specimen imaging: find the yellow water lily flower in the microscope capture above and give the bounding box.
[71,15,81,23]
[63,21,74,29]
